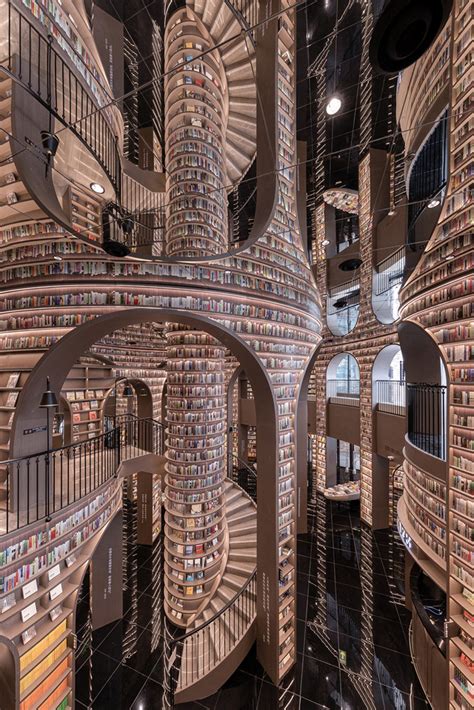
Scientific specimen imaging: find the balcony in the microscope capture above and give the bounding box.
[407,383,447,460]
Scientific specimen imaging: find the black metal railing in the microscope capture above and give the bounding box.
[8,3,121,195]
[327,379,360,405]
[0,416,164,534]
[164,570,257,705]
[374,380,406,416]
[407,383,447,459]
[229,454,257,502]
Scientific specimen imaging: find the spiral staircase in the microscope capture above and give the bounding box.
[188,0,257,186]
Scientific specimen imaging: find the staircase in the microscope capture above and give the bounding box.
[188,0,257,186]
[169,478,257,704]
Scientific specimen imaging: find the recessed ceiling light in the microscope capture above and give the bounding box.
[53,255,62,261]
[326,96,342,116]
[322,239,330,246]
[427,198,440,209]
[90,182,105,194]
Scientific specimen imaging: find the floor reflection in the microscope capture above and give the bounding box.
[75,494,429,709]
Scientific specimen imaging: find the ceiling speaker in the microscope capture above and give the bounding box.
[370,0,453,74]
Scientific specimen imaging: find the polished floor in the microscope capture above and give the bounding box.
[74,495,430,709]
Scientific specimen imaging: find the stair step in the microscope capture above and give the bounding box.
[227,126,255,151]
[226,57,256,80]
[226,560,255,576]
[228,550,256,563]
[225,573,248,592]
[209,4,233,40]
[217,585,236,603]
[227,509,255,526]
[221,38,249,65]
[228,520,256,535]
[226,497,251,515]
[227,111,256,130]
[231,535,257,549]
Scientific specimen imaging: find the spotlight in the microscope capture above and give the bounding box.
[427,198,440,208]
[326,96,342,116]
[322,239,330,246]
[90,182,105,194]
[40,130,59,157]
[53,255,62,261]
[388,209,396,216]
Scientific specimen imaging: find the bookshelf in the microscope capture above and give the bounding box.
[60,357,114,444]
[0,482,122,709]
[397,2,474,706]
[0,0,324,694]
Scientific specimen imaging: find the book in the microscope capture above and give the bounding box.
[6,373,20,388]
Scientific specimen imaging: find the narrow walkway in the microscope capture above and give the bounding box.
[74,497,430,709]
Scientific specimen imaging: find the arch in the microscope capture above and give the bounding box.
[295,344,322,532]
[11,308,282,680]
[371,344,404,409]
[102,378,153,421]
[326,351,360,393]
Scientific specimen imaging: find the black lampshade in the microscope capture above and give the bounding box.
[40,377,58,408]
[370,0,453,74]
[40,130,60,157]
[122,383,134,397]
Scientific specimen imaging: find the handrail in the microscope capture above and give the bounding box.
[168,567,256,645]
[0,416,164,534]
[164,567,257,702]
[7,3,121,195]
[229,453,257,502]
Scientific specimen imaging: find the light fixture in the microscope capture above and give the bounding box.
[322,239,330,246]
[53,255,62,261]
[122,383,134,397]
[427,198,440,208]
[41,130,60,157]
[90,182,105,194]
[326,95,342,116]
[446,254,454,260]
[40,376,58,409]
[388,209,396,216]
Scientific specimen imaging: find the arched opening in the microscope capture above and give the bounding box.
[326,352,360,405]
[399,321,448,460]
[372,344,406,416]
[10,308,282,681]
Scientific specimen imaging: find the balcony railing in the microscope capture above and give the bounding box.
[0,416,164,534]
[327,379,360,406]
[407,383,447,460]
[374,380,406,416]
[229,454,257,502]
[7,3,121,196]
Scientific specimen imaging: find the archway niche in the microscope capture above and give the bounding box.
[11,308,282,681]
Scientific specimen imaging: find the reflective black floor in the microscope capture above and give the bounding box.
[75,496,430,709]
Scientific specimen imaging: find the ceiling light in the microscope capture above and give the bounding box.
[322,239,330,246]
[53,255,62,261]
[427,198,440,208]
[326,96,342,116]
[388,209,396,216]
[90,182,105,194]
[446,254,454,260]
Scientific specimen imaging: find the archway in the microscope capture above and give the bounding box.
[11,308,282,681]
